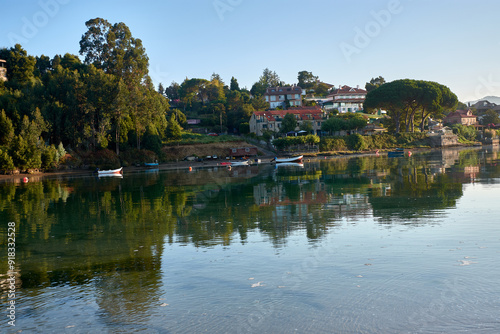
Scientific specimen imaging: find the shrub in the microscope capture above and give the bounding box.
[319,137,347,151]
[41,145,58,169]
[346,134,367,151]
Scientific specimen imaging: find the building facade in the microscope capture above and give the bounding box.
[0,59,7,82]
[443,109,477,126]
[263,85,304,109]
[322,85,366,113]
[249,106,326,136]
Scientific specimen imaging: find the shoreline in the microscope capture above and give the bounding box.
[0,145,484,184]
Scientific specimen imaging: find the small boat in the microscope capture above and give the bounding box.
[388,149,404,157]
[273,155,303,163]
[97,167,123,176]
[230,160,249,166]
[144,162,159,167]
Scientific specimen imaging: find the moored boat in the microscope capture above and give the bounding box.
[273,155,303,163]
[144,162,159,167]
[97,167,123,176]
[230,160,249,166]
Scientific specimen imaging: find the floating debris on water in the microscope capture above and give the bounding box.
[251,281,264,288]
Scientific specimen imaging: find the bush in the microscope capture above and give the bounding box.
[346,134,367,151]
[451,124,478,142]
[41,145,58,169]
[319,137,347,151]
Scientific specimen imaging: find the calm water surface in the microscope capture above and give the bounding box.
[1,147,500,333]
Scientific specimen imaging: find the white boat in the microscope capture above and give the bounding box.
[230,160,249,166]
[273,155,303,163]
[97,167,123,176]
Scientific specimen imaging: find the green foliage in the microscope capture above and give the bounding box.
[346,134,367,151]
[0,148,15,172]
[239,122,250,134]
[281,113,298,133]
[272,135,320,151]
[481,110,500,125]
[142,124,162,154]
[41,144,58,169]
[319,137,347,151]
[451,124,478,142]
[166,114,183,141]
[0,110,15,146]
[364,79,457,133]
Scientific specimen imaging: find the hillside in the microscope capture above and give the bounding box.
[467,96,500,105]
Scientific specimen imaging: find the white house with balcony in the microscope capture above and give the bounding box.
[322,85,366,113]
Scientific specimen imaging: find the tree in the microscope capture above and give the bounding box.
[165,81,180,101]
[281,113,297,133]
[0,110,15,146]
[299,120,313,134]
[258,68,280,88]
[365,76,386,92]
[481,109,500,126]
[166,114,182,140]
[297,71,318,90]
[79,18,149,83]
[230,77,240,91]
[0,44,36,87]
[364,79,457,133]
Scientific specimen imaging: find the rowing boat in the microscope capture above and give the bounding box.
[97,167,123,176]
[274,155,303,163]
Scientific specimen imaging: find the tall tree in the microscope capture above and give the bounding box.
[365,76,386,92]
[79,18,149,83]
[230,76,240,91]
[0,44,36,87]
[297,71,318,90]
[281,113,297,133]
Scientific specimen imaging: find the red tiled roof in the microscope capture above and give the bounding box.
[253,106,323,122]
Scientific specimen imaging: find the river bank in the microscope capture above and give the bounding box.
[0,144,483,184]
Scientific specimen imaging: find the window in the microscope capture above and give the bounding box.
[271,96,276,101]
[279,95,285,100]
[287,94,292,99]
[245,147,250,152]
[295,94,300,99]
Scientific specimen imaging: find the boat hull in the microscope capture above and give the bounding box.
[274,155,303,163]
[97,167,123,176]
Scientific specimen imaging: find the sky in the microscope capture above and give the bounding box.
[2,0,500,103]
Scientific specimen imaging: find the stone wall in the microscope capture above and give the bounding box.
[429,133,459,147]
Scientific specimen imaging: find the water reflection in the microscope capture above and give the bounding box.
[1,147,499,290]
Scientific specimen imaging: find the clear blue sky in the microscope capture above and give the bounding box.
[2,0,500,103]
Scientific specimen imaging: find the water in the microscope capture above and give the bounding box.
[1,147,500,333]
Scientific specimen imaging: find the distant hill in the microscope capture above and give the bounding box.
[466,96,500,106]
